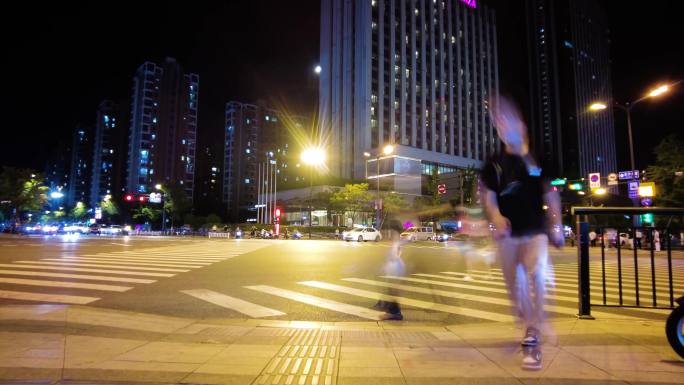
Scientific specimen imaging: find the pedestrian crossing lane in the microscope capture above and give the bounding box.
[0,241,273,305]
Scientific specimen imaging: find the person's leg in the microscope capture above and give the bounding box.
[520,234,549,338]
[499,236,523,319]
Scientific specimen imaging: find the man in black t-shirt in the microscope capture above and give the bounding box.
[481,96,564,371]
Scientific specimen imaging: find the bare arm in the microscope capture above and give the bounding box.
[544,186,564,248]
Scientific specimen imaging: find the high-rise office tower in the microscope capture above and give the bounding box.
[319,0,500,188]
[223,101,306,222]
[526,0,616,179]
[89,100,120,207]
[126,58,199,200]
[45,141,71,193]
[66,126,93,207]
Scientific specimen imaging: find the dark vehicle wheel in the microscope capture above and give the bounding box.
[358,235,364,242]
[666,302,684,359]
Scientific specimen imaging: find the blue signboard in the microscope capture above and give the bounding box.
[619,170,640,180]
[628,180,640,199]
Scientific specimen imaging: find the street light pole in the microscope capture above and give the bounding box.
[308,165,313,239]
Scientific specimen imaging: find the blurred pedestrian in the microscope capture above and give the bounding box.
[481,96,564,371]
[375,239,406,320]
[654,229,661,251]
[589,230,597,247]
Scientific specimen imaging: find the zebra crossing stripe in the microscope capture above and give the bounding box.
[83,254,225,262]
[0,289,99,304]
[182,289,285,318]
[341,278,644,320]
[432,273,671,315]
[245,285,384,320]
[3,263,175,277]
[298,280,515,323]
[42,257,207,269]
[553,265,680,279]
[0,269,155,284]
[476,268,680,295]
[445,271,675,297]
[13,260,189,273]
[87,253,230,262]
[0,277,131,292]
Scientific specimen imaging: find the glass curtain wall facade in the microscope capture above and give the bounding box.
[319,0,500,180]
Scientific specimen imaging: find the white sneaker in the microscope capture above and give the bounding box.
[522,347,542,370]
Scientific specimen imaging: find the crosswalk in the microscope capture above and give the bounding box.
[183,261,684,322]
[0,241,272,305]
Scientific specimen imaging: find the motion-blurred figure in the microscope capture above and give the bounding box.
[480,96,564,370]
[375,239,406,320]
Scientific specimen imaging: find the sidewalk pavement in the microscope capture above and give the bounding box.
[0,304,682,385]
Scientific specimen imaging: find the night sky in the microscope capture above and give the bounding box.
[1,1,681,173]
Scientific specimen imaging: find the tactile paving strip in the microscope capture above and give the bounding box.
[254,329,340,385]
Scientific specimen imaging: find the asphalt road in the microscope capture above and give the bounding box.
[0,235,679,324]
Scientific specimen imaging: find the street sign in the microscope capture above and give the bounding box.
[628,180,640,199]
[550,178,566,186]
[618,170,640,180]
[437,184,446,194]
[641,198,653,207]
[589,173,601,189]
[149,192,162,203]
[607,173,618,186]
[638,182,655,197]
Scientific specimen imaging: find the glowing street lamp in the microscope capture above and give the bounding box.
[589,82,678,172]
[383,144,395,155]
[594,188,607,196]
[589,103,607,111]
[314,65,322,75]
[301,147,326,238]
[648,85,669,97]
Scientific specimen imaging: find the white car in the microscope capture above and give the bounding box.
[343,227,382,242]
[400,227,435,241]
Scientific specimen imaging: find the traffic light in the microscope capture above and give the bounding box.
[641,213,653,224]
[138,195,146,202]
[125,194,134,202]
[568,183,583,191]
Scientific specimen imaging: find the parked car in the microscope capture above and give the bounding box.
[399,226,435,241]
[435,232,451,242]
[343,227,382,242]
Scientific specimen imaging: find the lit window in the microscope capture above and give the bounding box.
[152,117,157,123]
[265,115,270,121]
[182,139,186,144]
[211,167,218,172]
[181,155,185,161]
[246,149,251,154]
[109,149,114,154]
[245,178,250,184]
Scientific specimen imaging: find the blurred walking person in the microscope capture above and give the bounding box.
[375,238,406,320]
[480,96,564,370]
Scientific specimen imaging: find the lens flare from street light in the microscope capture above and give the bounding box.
[382,144,394,155]
[648,85,669,97]
[301,148,326,166]
[50,191,64,199]
[155,184,162,190]
[589,103,607,111]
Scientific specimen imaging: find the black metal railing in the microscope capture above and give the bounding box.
[571,207,684,319]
